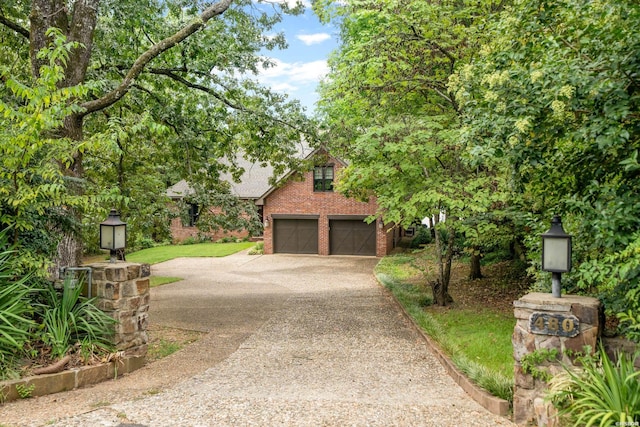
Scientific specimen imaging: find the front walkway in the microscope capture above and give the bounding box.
[2,253,514,426]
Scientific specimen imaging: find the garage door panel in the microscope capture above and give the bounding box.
[274,219,318,254]
[330,220,376,256]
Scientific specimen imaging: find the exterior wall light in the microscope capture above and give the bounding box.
[541,215,572,298]
[100,209,127,263]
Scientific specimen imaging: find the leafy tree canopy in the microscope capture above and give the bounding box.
[454,0,640,334]
[315,0,509,304]
[1,0,317,269]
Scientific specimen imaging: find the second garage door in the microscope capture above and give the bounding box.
[273,219,318,254]
[329,219,376,256]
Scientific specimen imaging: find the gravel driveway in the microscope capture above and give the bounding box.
[0,252,514,426]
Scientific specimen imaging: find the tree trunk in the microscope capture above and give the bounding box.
[469,247,483,279]
[510,237,526,261]
[47,233,82,279]
[431,215,454,306]
[26,0,234,273]
[30,1,97,275]
[52,116,85,275]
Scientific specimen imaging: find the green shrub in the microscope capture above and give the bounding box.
[248,242,264,255]
[215,236,237,243]
[548,345,640,426]
[39,278,116,360]
[0,230,35,374]
[181,236,198,245]
[410,226,433,248]
[134,237,157,250]
[196,233,213,243]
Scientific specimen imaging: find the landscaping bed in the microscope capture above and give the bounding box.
[376,247,531,403]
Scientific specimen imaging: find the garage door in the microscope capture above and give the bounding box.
[273,219,318,254]
[329,220,376,256]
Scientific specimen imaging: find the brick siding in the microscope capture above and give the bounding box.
[263,161,393,257]
[169,217,250,243]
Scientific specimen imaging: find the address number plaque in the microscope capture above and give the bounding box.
[529,312,580,337]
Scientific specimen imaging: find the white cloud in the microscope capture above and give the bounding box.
[255,0,311,8]
[296,33,331,46]
[270,82,299,92]
[260,58,329,90]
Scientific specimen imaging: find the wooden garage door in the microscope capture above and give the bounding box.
[273,219,318,254]
[329,220,376,256]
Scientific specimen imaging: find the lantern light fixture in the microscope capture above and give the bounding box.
[541,215,572,298]
[100,209,127,263]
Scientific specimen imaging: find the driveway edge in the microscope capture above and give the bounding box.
[0,356,145,403]
[378,280,512,418]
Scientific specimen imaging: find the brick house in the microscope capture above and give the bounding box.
[167,159,272,243]
[168,148,399,256]
[258,149,397,257]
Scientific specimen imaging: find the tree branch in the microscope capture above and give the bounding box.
[152,69,308,133]
[78,0,233,117]
[0,13,30,39]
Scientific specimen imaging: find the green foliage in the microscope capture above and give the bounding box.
[548,345,640,426]
[455,0,640,322]
[15,383,35,399]
[452,354,514,403]
[0,230,35,370]
[147,339,182,360]
[316,0,513,302]
[39,279,115,360]
[247,242,264,255]
[2,0,318,269]
[575,233,640,342]
[521,348,560,382]
[180,237,199,246]
[410,226,433,248]
[617,311,640,344]
[0,30,89,273]
[376,255,424,282]
[431,309,515,378]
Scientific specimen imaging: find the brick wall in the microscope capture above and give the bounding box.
[169,202,254,243]
[263,163,391,257]
[169,217,250,243]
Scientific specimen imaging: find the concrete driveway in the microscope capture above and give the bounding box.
[1,252,513,426]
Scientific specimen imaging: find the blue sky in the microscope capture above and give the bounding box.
[252,1,339,114]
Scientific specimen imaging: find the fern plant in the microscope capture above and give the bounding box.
[547,344,640,426]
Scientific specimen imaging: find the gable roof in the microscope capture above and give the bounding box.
[255,147,347,205]
[167,156,275,200]
[167,145,327,201]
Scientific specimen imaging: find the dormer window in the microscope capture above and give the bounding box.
[314,165,334,192]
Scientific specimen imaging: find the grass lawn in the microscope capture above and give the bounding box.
[375,246,529,403]
[429,309,515,379]
[149,276,182,287]
[126,241,256,264]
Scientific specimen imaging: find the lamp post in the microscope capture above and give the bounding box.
[100,209,127,263]
[541,215,572,298]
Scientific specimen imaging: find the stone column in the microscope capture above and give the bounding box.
[88,262,151,357]
[512,293,601,426]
